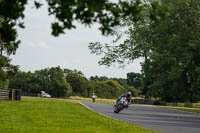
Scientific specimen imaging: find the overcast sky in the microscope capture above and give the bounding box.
[11,1,142,78]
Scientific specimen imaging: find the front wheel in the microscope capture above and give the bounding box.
[114,104,119,113]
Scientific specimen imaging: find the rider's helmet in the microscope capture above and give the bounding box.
[126,91,132,98]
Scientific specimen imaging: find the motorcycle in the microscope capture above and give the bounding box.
[114,97,129,113]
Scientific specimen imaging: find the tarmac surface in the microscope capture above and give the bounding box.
[81,102,200,133]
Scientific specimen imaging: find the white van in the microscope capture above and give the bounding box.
[41,91,51,98]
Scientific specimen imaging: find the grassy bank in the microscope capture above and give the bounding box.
[0,97,157,133]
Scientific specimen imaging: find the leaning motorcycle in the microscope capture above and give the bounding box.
[114,97,128,113]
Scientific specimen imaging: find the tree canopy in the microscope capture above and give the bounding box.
[9,66,72,97]
[0,0,144,88]
[8,66,140,98]
[89,0,200,102]
[2,0,200,102]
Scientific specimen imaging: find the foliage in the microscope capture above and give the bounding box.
[126,86,140,97]
[47,67,72,97]
[0,45,18,90]
[64,69,90,97]
[0,0,27,52]
[88,1,152,97]
[9,67,72,97]
[90,75,109,81]
[89,0,200,102]
[0,0,27,88]
[127,72,142,88]
[47,0,143,36]
[0,79,9,89]
[145,0,200,102]
[112,77,141,97]
[9,71,37,92]
[0,0,145,90]
[112,77,129,89]
[8,66,142,98]
[93,79,125,99]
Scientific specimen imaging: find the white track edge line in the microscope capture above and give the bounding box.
[78,102,121,122]
[78,102,159,132]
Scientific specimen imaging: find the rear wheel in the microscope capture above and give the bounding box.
[118,104,123,112]
[114,104,124,113]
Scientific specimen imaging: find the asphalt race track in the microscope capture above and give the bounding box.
[81,102,200,133]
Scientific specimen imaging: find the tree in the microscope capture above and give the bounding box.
[93,79,125,98]
[90,75,109,81]
[126,86,140,97]
[89,0,200,102]
[112,78,129,89]
[88,1,154,98]
[0,0,27,88]
[127,72,142,88]
[145,0,200,102]
[48,67,72,97]
[64,69,90,97]
[9,67,72,97]
[0,0,144,84]
[9,71,34,92]
[47,0,143,36]
[0,56,18,89]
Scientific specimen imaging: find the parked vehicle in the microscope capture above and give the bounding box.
[41,91,51,98]
[114,96,128,113]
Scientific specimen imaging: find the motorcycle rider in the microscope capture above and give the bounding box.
[92,93,96,103]
[116,91,132,108]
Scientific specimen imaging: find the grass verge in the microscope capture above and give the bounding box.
[68,96,200,114]
[154,105,200,114]
[69,96,116,104]
[0,97,157,133]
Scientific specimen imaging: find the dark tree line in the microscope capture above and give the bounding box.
[8,66,141,98]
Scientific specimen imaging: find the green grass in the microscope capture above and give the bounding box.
[154,105,200,114]
[0,97,157,133]
[69,96,200,114]
[69,96,116,104]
